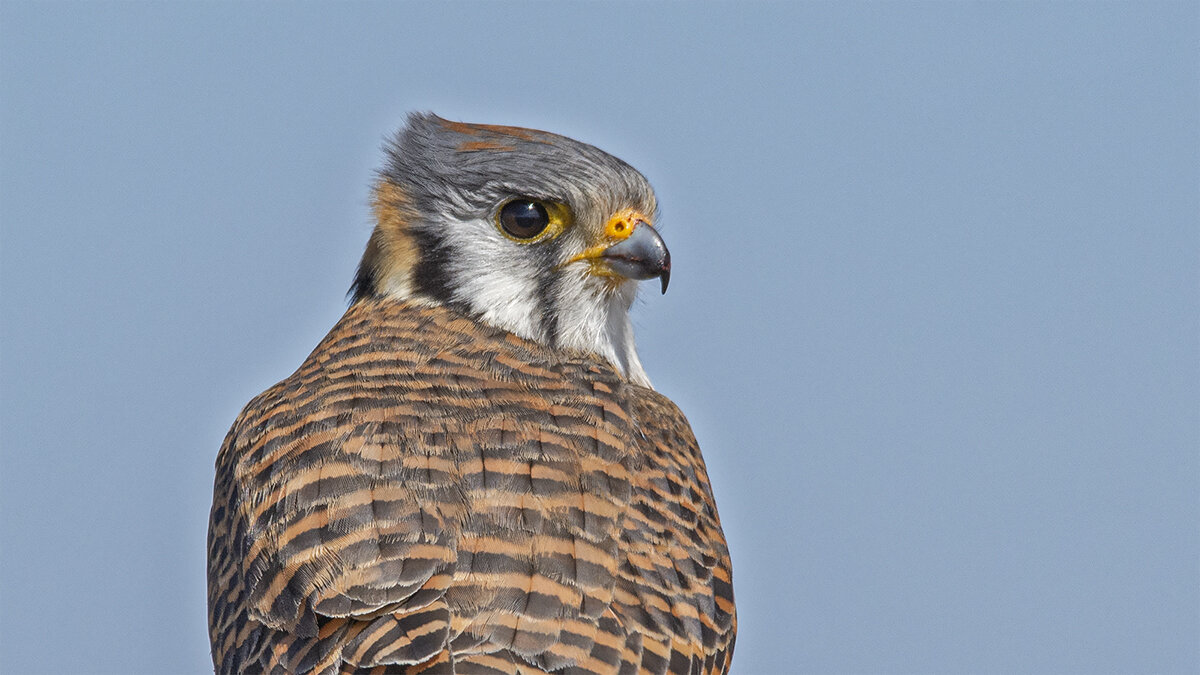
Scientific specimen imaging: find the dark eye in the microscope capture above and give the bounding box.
[499,200,550,240]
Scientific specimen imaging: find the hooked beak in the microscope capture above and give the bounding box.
[601,222,672,294]
[563,216,672,294]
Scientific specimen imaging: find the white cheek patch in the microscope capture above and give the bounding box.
[425,215,652,388]
[436,216,546,342]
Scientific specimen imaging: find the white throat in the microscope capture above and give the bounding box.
[552,278,650,388]
[464,272,651,389]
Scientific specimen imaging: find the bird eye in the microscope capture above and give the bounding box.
[498,200,551,240]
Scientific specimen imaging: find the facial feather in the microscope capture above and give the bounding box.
[354,113,660,387]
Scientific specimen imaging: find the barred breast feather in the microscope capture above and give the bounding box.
[207,298,735,674]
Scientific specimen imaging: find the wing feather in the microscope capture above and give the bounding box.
[207,299,734,674]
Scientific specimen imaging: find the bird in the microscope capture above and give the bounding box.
[207,113,735,675]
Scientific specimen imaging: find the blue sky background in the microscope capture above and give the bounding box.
[2,3,1197,673]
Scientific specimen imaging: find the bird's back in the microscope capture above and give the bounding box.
[207,298,735,674]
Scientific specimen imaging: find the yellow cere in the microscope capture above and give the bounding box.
[558,208,653,273]
[605,208,647,241]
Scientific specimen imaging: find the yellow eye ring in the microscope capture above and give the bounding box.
[494,198,571,243]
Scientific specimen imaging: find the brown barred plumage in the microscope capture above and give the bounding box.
[207,298,736,674]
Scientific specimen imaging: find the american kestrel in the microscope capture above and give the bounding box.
[207,113,735,674]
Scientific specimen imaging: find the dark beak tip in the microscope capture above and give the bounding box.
[660,250,671,294]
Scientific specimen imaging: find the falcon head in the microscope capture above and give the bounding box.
[351,112,670,387]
